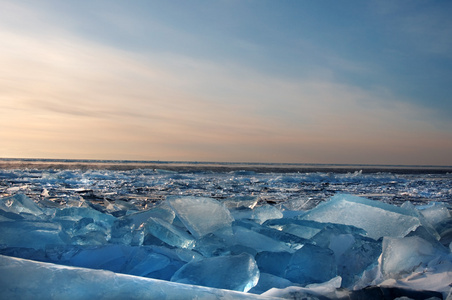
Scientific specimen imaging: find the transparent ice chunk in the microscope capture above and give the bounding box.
[167,196,234,239]
[380,235,449,279]
[222,195,259,209]
[329,234,381,288]
[171,253,259,292]
[251,205,283,224]
[300,194,422,240]
[262,276,342,299]
[417,202,451,227]
[235,220,306,251]
[193,233,227,257]
[285,243,337,285]
[264,218,365,240]
[225,226,294,253]
[249,272,295,294]
[52,207,116,228]
[0,255,276,300]
[67,244,131,272]
[0,221,69,250]
[145,217,195,249]
[0,194,44,218]
[255,251,292,277]
[110,203,175,245]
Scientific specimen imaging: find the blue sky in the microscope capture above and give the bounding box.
[1,0,451,164]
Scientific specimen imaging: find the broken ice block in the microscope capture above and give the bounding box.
[0,220,69,249]
[234,220,307,250]
[222,195,259,209]
[171,253,259,292]
[145,217,195,249]
[330,234,381,287]
[285,243,337,285]
[381,235,449,278]
[167,196,233,239]
[251,205,283,224]
[264,218,365,240]
[417,202,451,227]
[0,194,44,218]
[110,203,175,245]
[0,255,277,300]
[129,202,176,225]
[300,194,422,240]
[52,206,116,228]
[226,226,294,253]
[249,272,295,294]
[255,251,292,277]
[66,244,131,272]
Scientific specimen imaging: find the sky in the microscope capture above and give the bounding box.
[1,0,452,165]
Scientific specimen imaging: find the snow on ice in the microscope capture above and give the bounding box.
[0,167,451,299]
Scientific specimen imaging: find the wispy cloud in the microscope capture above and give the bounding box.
[1,1,451,164]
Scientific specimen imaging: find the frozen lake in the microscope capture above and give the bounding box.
[1,159,451,299]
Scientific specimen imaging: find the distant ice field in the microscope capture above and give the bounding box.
[1,159,452,299]
[1,158,451,208]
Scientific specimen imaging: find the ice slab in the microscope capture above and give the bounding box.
[300,194,422,240]
[52,206,116,227]
[417,202,451,227]
[285,243,337,285]
[167,196,234,239]
[110,217,144,246]
[0,221,69,249]
[435,218,452,246]
[171,253,259,292]
[255,251,292,277]
[249,272,295,294]
[110,203,175,245]
[145,217,195,249]
[222,195,259,209]
[263,276,343,299]
[264,218,365,240]
[226,226,294,253]
[325,233,381,288]
[380,235,450,279]
[0,193,44,218]
[0,255,279,300]
[379,260,452,300]
[251,205,283,224]
[234,220,307,250]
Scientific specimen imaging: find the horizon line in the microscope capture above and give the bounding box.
[1,157,452,169]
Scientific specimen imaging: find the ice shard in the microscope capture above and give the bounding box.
[167,196,234,239]
[417,202,451,227]
[0,255,279,300]
[285,243,337,285]
[52,206,116,228]
[0,220,69,249]
[249,273,295,294]
[222,195,259,209]
[255,251,292,277]
[0,193,44,218]
[171,253,260,292]
[225,226,294,253]
[300,194,422,240]
[145,217,195,249]
[380,235,450,279]
[250,205,283,224]
[110,202,174,245]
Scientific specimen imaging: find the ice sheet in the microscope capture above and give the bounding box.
[0,255,279,300]
[0,165,451,298]
[300,194,422,239]
[167,196,234,239]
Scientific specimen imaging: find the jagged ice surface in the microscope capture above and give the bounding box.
[0,167,451,299]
